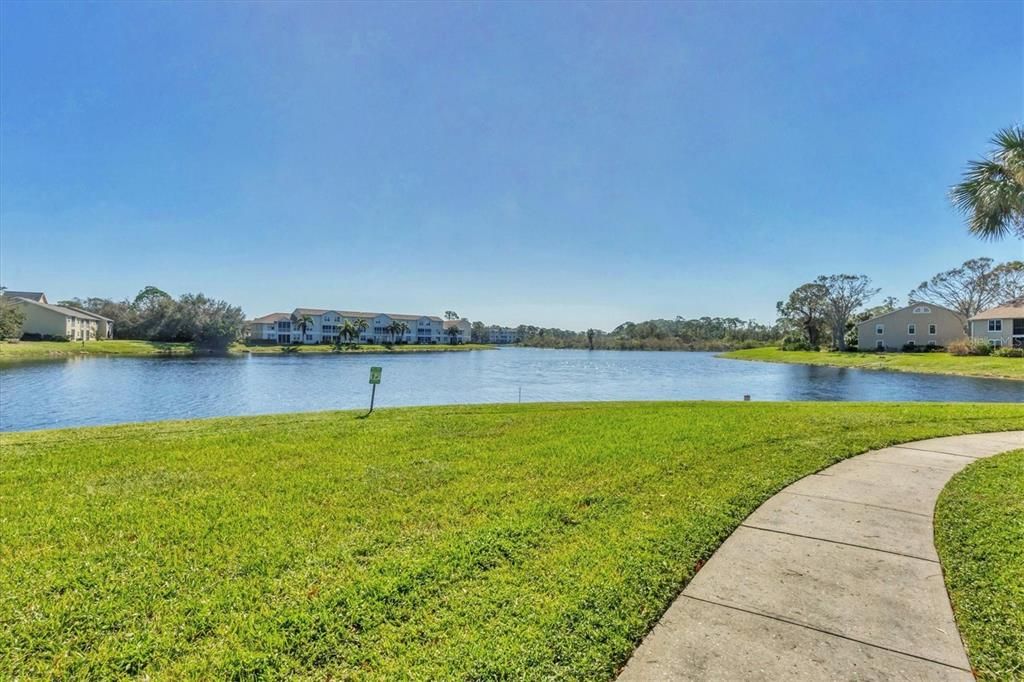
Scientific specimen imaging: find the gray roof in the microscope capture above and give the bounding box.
[291,308,442,322]
[2,290,46,302]
[969,298,1024,321]
[250,312,291,324]
[14,297,104,321]
[64,305,113,322]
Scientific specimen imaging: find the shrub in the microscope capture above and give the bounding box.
[779,336,817,351]
[948,340,994,356]
[994,347,1024,358]
[20,333,70,342]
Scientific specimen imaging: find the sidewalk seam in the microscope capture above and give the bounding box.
[679,594,973,673]
[738,523,940,563]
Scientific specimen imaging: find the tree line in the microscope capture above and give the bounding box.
[57,286,246,350]
[513,317,780,351]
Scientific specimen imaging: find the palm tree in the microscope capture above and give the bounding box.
[292,314,314,344]
[352,318,368,344]
[340,320,356,344]
[951,125,1024,241]
[446,326,460,345]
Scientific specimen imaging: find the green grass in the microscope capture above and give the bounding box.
[2,403,1022,679]
[0,339,494,363]
[0,339,194,362]
[721,346,1024,380]
[237,342,495,354]
[935,449,1024,681]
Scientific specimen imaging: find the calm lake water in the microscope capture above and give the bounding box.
[1,348,1021,431]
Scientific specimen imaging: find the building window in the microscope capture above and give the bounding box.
[875,324,884,335]
[907,324,916,335]
[928,324,936,335]
[990,338,1002,348]
[876,340,885,350]
[912,306,931,314]
[1014,319,1024,336]
[989,320,1002,332]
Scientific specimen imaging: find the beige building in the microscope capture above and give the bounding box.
[969,299,1024,349]
[856,303,966,351]
[8,296,104,340]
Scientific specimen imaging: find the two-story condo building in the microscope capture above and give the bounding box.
[443,319,472,343]
[249,308,446,345]
[3,291,113,340]
[969,298,1024,349]
[487,326,520,344]
[856,303,966,351]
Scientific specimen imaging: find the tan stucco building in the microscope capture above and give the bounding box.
[856,303,966,351]
[969,299,1024,349]
[3,291,113,340]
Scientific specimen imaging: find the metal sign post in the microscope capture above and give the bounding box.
[366,366,382,416]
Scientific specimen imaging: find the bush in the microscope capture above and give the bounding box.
[994,347,1024,358]
[20,333,70,342]
[779,336,817,351]
[948,340,994,356]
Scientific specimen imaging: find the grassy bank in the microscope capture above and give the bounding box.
[237,342,495,354]
[720,346,1024,380]
[935,449,1024,681]
[0,340,494,363]
[2,403,1022,679]
[0,339,194,362]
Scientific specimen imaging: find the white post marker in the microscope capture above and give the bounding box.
[367,366,382,416]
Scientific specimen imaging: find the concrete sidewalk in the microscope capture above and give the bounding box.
[619,431,1024,681]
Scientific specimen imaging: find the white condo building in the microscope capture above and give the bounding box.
[248,308,449,345]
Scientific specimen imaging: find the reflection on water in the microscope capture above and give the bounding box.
[1,348,1020,431]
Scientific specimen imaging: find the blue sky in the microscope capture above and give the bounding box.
[1,1,1021,330]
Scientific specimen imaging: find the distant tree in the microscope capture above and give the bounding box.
[0,290,26,339]
[994,261,1024,302]
[815,274,879,351]
[446,325,460,344]
[586,328,595,350]
[776,283,829,348]
[183,294,246,350]
[133,286,171,307]
[471,321,486,343]
[292,314,314,343]
[397,321,410,343]
[951,125,1024,241]
[444,311,459,320]
[908,258,1021,331]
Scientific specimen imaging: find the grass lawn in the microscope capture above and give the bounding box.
[721,346,1024,380]
[236,342,495,354]
[0,339,194,362]
[935,449,1024,681]
[2,402,1022,679]
[0,340,495,363]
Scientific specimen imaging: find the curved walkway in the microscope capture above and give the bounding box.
[620,431,1024,681]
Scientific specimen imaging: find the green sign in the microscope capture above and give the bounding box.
[369,366,382,384]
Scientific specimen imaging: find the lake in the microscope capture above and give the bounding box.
[1,348,1020,431]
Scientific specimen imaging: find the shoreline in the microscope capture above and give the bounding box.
[719,346,1024,381]
[0,340,496,364]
